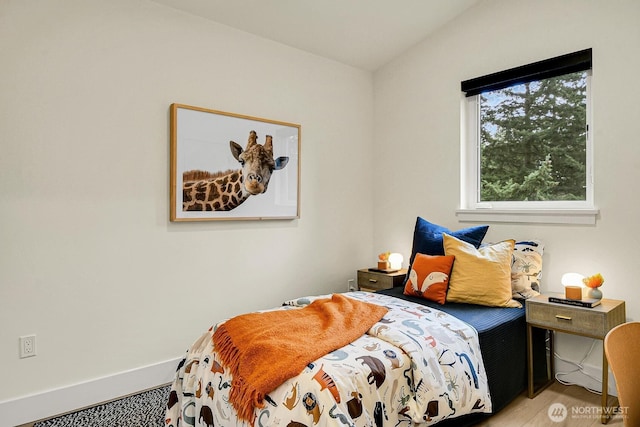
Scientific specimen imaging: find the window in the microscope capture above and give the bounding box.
[459,49,598,224]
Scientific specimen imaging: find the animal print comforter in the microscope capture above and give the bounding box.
[165,292,492,427]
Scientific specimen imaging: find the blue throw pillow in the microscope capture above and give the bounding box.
[408,217,489,267]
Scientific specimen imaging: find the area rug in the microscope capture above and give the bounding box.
[33,385,170,427]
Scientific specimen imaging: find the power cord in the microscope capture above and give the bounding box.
[553,339,602,395]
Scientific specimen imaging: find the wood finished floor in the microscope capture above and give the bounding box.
[475,381,624,426]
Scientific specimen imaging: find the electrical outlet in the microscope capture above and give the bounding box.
[19,334,36,358]
[348,279,356,292]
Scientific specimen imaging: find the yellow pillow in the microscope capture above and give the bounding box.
[443,233,521,308]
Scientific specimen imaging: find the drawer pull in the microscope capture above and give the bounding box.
[555,315,572,321]
[368,279,378,283]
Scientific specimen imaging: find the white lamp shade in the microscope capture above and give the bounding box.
[388,253,403,270]
[561,272,585,287]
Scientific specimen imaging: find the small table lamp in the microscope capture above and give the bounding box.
[561,272,584,300]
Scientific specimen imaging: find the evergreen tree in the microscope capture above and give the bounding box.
[479,71,587,201]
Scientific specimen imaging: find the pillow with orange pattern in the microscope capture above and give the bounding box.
[403,253,455,304]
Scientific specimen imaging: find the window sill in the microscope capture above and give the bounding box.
[456,208,599,225]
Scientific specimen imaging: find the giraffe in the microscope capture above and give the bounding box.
[182,130,289,211]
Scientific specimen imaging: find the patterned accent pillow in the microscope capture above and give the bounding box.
[403,253,455,304]
[511,240,544,299]
[443,233,521,308]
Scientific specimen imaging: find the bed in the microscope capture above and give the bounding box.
[165,217,548,426]
[165,289,545,427]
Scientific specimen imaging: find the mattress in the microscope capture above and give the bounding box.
[378,287,546,425]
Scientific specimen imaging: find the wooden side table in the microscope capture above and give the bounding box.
[526,293,626,424]
[357,268,407,292]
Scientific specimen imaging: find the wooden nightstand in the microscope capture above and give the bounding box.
[357,269,407,292]
[526,293,626,424]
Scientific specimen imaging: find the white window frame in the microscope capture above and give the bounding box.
[458,71,598,225]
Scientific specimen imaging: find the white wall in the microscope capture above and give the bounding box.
[373,0,640,392]
[0,0,374,408]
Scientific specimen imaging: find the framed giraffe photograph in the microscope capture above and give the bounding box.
[170,104,300,221]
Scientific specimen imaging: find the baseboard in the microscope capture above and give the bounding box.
[1,356,182,427]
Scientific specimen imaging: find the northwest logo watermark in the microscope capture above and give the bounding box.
[548,403,567,422]
[548,403,628,422]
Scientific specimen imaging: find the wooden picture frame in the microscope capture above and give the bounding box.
[170,104,300,221]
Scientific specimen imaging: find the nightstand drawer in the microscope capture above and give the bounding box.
[527,304,607,336]
[358,270,394,290]
[357,269,406,291]
[526,296,626,339]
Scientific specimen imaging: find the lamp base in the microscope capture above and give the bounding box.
[565,286,582,300]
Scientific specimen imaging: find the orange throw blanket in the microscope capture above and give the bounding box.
[212,294,388,423]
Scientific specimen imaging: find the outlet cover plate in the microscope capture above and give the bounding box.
[19,335,36,358]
